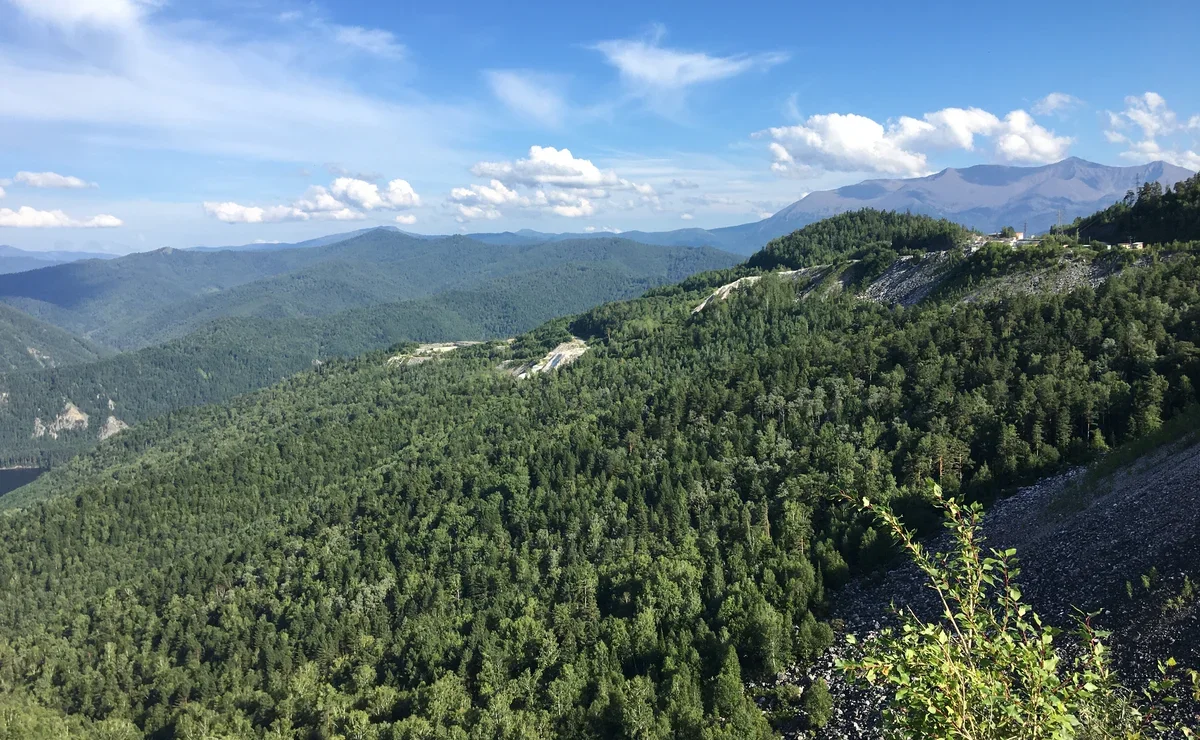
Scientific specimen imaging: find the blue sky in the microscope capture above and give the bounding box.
[1,0,1198,252]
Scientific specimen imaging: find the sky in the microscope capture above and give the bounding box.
[1,0,1199,253]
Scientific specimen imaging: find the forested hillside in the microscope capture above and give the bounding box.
[1,215,1198,738]
[0,303,107,372]
[0,254,735,464]
[747,210,972,272]
[1077,172,1200,244]
[0,231,737,350]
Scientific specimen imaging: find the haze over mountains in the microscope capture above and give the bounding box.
[200,158,1200,257]
[4,159,1190,263]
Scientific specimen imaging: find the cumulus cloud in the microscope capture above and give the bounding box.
[680,212,694,220]
[451,146,658,222]
[584,225,622,233]
[486,70,566,127]
[1106,92,1200,169]
[329,177,420,210]
[593,29,787,91]
[205,174,420,225]
[0,206,122,228]
[1032,92,1082,116]
[394,214,417,225]
[472,146,622,190]
[994,110,1073,164]
[0,186,4,199]
[762,106,1071,177]
[13,171,95,188]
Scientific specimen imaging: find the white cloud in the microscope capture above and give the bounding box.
[485,70,566,127]
[680,212,694,220]
[1106,92,1200,169]
[0,0,471,176]
[331,25,405,59]
[452,146,662,222]
[0,186,4,199]
[765,113,931,176]
[203,202,309,224]
[1032,92,1082,116]
[13,171,95,188]
[0,205,122,227]
[450,180,527,209]
[329,177,420,210]
[472,146,621,190]
[205,175,418,224]
[395,214,417,225]
[7,0,147,28]
[763,106,1071,176]
[593,30,787,91]
[993,110,1072,164]
[294,186,347,213]
[670,178,700,189]
[585,225,622,233]
[453,204,502,222]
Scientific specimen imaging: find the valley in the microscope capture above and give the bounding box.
[0,180,1199,737]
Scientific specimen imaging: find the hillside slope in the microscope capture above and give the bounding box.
[0,303,107,372]
[0,251,736,462]
[804,428,1200,737]
[0,231,737,349]
[0,232,1197,738]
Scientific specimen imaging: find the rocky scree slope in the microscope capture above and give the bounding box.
[785,437,1200,738]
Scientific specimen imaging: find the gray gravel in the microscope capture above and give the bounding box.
[777,437,1200,738]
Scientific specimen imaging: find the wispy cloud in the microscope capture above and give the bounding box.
[1032,92,1083,116]
[593,26,788,91]
[331,25,406,59]
[13,171,96,188]
[0,0,471,171]
[485,70,567,128]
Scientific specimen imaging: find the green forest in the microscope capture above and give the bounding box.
[1,204,1198,737]
[0,238,736,464]
[1075,171,1200,244]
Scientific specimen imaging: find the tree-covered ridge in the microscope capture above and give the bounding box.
[0,303,107,373]
[0,255,734,465]
[1076,172,1200,245]
[747,209,973,271]
[0,231,738,350]
[1,247,1198,737]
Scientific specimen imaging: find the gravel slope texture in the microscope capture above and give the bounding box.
[784,436,1200,738]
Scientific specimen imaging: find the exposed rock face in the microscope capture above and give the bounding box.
[512,339,589,378]
[98,415,130,441]
[783,438,1200,738]
[31,402,89,439]
[25,346,53,368]
[692,267,824,313]
[861,251,955,306]
[387,342,481,367]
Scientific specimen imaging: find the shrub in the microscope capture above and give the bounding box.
[838,484,1198,739]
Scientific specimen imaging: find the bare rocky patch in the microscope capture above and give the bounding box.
[32,402,89,440]
[778,439,1200,738]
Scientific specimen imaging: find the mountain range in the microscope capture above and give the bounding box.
[1,199,1198,737]
[204,158,1200,257]
[3,159,1190,265]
